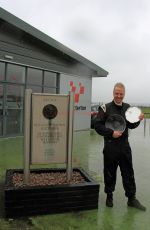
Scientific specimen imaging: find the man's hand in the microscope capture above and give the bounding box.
[112,130,123,138]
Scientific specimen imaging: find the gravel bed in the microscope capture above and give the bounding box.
[12,171,86,187]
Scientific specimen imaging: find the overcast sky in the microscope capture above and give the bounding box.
[0,0,150,105]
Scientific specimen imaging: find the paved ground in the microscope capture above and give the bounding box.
[0,119,149,229]
[87,119,150,230]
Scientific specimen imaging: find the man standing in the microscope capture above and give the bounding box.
[95,82,146,211]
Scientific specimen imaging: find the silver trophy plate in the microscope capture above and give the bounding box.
[125,107,141,123]
[105,114,126,132]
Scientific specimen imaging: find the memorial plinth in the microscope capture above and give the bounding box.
[4,91,100,218]
[4,168,100,218]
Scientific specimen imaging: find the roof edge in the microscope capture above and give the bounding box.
[0,7,108,77]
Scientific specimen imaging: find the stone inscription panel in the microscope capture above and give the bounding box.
[31,94,69,164]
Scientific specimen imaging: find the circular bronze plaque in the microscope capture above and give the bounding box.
[43,104,58,120]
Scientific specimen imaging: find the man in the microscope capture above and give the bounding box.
[95,82,146,211]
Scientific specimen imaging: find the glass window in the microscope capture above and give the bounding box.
[6,64,25,83]
[6,84,24,108]
[44,71,56,87]
[44,87,56,94]
[0,114,2,136]
[6,109,23,135]
[26,85,42,93]
[0,84,3,109]
[0,62,5,81]
[27,68,42,85]
[0,83,3,136]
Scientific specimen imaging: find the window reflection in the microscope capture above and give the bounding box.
[0,115,2,136]
[0,83,3,135]
[0,62,5,81]
[44,71,56,87]
[44,87,56,94]
[26,85,42,93]
[6,109,22,135]
[0,84,3,109]
[6,85,24,108]
[7,64,25,83]
[27,68,42,85]
[0,62,59,137]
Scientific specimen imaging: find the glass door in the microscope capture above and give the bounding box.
[0,62,5,136]
[0,83,24,136]
[0,62,25,137]
[4,84,24,136]
[0,83,3,136]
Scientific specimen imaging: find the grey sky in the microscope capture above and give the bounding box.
[0,0,150,105]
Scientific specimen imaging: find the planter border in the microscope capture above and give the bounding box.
[5,168,100,218]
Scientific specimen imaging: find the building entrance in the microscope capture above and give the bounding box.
[0,60,59,137]
[0,83,24,136]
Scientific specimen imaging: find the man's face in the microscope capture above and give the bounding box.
[113,86,125,104]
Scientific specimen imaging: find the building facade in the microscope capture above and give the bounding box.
[0,7,108,137]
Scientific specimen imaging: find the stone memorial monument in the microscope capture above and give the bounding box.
[4,90,100,218]
[24,90,74,182]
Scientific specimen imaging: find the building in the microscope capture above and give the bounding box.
[0,7,108,137]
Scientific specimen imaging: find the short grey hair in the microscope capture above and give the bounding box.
[113,82,125,91]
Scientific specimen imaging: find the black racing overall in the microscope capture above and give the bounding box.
[95,100,140,198]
